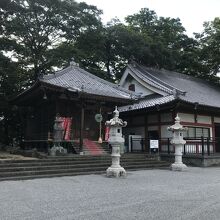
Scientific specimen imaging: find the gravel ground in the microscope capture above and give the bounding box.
[1,167,220,220]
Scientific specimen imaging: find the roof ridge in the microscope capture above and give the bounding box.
[41,64,139,100]
[42,65,129,92]
[73,65,139,96]
[159,68,220,89]
[128,64,173,94]
[41,66,72,80]
[137,64,186,94]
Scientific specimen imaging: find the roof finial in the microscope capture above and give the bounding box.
[129,55,135,62]
[129,55,136,67]
[175,114,180,123]
[113,106,119,118]
[37,71,44,79]
[70,57,79,67]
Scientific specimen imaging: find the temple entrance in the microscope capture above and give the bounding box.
[215,124,220,152]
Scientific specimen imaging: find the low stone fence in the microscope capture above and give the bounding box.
[160,153,220,167]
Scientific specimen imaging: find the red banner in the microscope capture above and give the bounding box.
[58,117,72,140]
[105,127,110,141]
[64,118,72,140]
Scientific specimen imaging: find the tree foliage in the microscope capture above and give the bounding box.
[0,0,102,79]
[195,18,220,79]
[125,8,195,71]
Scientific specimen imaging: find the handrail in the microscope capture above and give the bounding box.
[129,137,217,156]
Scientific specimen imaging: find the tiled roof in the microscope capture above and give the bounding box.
[41,63,136,101]
[120,63,220,111]
[127,64,183,95]
[119,95,176,112]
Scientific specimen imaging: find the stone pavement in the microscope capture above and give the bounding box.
[1,167,220,220]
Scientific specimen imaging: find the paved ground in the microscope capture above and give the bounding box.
[1,167,220,220]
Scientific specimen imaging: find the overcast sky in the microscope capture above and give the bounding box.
[77,0,220,37]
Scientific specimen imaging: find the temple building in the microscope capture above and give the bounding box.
[14,60,220,156]
[13,61,136,152]
[119,61,220,154]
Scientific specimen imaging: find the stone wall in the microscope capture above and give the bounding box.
[160,154,220,167]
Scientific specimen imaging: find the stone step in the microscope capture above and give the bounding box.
[0,154,151,163]
[0,157,151,165]
[0,160,168,172]
[0,153,170,181]
[0,157,154,167]
[0,170,105,182]
[0,165,170,182]
[0,166,166,182]
[0,163,169,179]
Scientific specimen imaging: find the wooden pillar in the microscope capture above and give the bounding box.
[79,103,85,153]
[55,98,59,115]
[158,112,161,152]
[144,113,148,152]
[211,115,215,153]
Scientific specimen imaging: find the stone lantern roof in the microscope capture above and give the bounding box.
[105,107,127,127]
[168,115,188,131]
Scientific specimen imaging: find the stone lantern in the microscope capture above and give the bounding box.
[106,106,127,177]
[167,115,188,171]
[50,115,67,156]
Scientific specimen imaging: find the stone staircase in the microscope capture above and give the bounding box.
[0,154,170,181]
[83,139,106,155]
[72,140,110,155]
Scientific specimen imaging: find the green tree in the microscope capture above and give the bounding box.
[0,0,102,80]
[0,53,25,144]
[71,8,200,81]
[125,8,196,71]
[71,19,152,80]
[195,17,220,80]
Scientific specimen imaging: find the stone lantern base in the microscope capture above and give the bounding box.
[106,166,126,178]
[106,144,126,178]
[171,162,187,171]
[50,146,67,156]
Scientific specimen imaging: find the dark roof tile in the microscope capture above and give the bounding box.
[119,95,175,112]
[126,63,220,109]
[41,64,136,100]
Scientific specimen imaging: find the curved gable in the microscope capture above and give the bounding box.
[119,66,169,97]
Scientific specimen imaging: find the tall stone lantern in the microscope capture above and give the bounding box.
[50,115,67,156]
[106,107,127,177]
[168,115,188,171]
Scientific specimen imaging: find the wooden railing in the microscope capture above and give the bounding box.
[130,137,219,156]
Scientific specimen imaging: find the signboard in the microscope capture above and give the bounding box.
[150,140,159,149]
